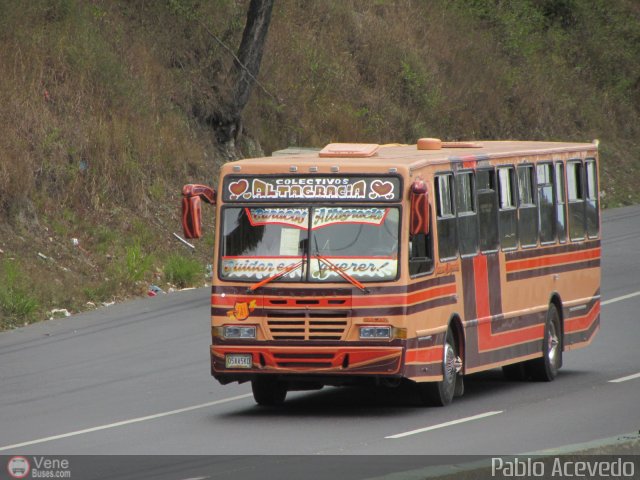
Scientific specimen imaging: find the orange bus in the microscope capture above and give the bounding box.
[182,139,601,406]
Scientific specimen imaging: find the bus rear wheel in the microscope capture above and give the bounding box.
[418,329,460,406]
[251,377,287,406]
[526,304,562,381]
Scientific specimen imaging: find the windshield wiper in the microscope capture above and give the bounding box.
[314,254,369,294]
[248,259,304,292]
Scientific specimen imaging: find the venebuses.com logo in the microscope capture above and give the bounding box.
[7,456,30,479]
[6,456,71,478]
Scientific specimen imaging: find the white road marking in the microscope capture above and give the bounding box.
[609,372,640,383]
[599,293,640,384]
[601,290,640,306]
[596,293,640,384]
[0,393,253,452]
[385,410,503,439]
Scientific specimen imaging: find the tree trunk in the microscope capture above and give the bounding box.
[213,0,274,149]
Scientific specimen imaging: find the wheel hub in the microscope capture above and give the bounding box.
[547,322,559,365]
[444,344,456,382]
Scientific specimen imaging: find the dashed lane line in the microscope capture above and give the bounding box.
[609,372,640,384]
[0,393,253,452]
[385,411,503,439]
[601,290,640,306]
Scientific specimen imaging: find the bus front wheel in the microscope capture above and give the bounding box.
[251,377,287,406]
[418,329,460,406]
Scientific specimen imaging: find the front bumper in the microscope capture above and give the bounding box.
[211,344,404,380]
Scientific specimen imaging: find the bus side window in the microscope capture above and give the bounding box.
[456,171,478,256]
[409,227,434,276]
[477,169,499,252]
[497,166,518,250]
[517,165,538,248]
[585,159,600,238]
[537,163,556,244]
[567,160,586,241]
[434,173,458,261]
[555,162,567,243]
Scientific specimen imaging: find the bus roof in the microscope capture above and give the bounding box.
[223,140,598,174]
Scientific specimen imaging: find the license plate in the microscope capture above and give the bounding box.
[225,353,253,369]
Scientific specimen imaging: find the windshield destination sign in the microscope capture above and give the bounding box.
[222,176,401,202]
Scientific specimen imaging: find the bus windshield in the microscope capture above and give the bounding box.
[220,206,399,283]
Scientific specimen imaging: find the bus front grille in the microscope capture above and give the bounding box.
[266,310,350,340]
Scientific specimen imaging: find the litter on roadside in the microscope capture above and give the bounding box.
[48,308,71,320]
[147,284,165,297]
[172,232,195,250]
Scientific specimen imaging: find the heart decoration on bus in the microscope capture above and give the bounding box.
[229,179,249,198]
[371,180,394,198]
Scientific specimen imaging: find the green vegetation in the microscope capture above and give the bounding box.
[0,260,39,329]
[0,0,639,328]
[164,254,205,289]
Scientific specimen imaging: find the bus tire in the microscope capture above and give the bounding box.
[526,304,562,382]
[251,377,287,406]
[418,329,458,406]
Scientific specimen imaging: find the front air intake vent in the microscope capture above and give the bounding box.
[266,310,349,340]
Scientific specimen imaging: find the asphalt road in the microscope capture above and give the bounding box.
[1,206,639,477]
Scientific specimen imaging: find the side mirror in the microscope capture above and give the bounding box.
[410,179,430,236]
[182,184,216,239]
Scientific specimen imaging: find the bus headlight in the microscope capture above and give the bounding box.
[222,325,257,339]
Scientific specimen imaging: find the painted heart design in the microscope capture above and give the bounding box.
[229,179,249,196]
[371,180,393,196]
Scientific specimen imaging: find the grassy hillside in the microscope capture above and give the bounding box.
[1,0,639,328]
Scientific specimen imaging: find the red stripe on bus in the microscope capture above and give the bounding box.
[351,284,457,307]
[212,284,457,309]
[474,254,544,351]
[211,295,265,307]
[405,346,443,363]
[506,248,600,272]
[565,300,600,333]
[478,322,544,351]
